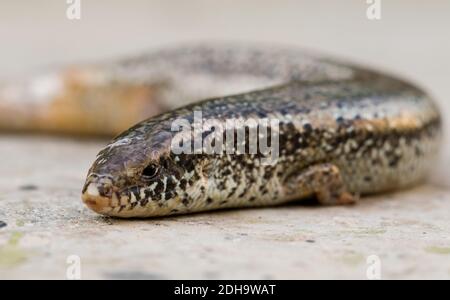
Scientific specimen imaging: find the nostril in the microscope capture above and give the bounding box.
[83,175,114,198]
[89,184,114,198]
[97,184,113,198]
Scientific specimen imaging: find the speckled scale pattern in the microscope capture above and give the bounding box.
[81,44,442,218]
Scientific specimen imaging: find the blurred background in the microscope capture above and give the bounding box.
[0,0,449,177]
[0,0,449,279]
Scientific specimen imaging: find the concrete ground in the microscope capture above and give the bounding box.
[0,1,449,279]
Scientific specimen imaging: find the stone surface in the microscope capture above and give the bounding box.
[0,0,449,279]
[0,137,449,279]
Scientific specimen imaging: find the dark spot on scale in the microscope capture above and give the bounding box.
[371,158,382,166]
[130,188,141,201]
[238,186,249,198]
[164,191,176,200]
[364,176,372,182]
[256,111,267,118]
[154,182,164,194]
[306,240,315,243]
[166,178,177,191]
[171,209,179,213]
[217,181,226,190]
[295,106,311,114]
[303,123,313,132]
[222,169,232,176]
[233,173,241,183]
[183,159,196,172]
[0,221,7,229]
[140,199,149,206]
[388,156,401,168]
[206,198,213,204]
[19,184,38,191]
[182,199,189,206]
[227,187,238,198]
[179,179,188,189]
[279,108,292,115]
[260,188,269,196]
[144,189,153,200]
[336,116,345,124]
[152,192,162,201]
[220,200,228,205]
[263,171,272,181]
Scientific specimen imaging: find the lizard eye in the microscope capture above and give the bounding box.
[142,164,159,180]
